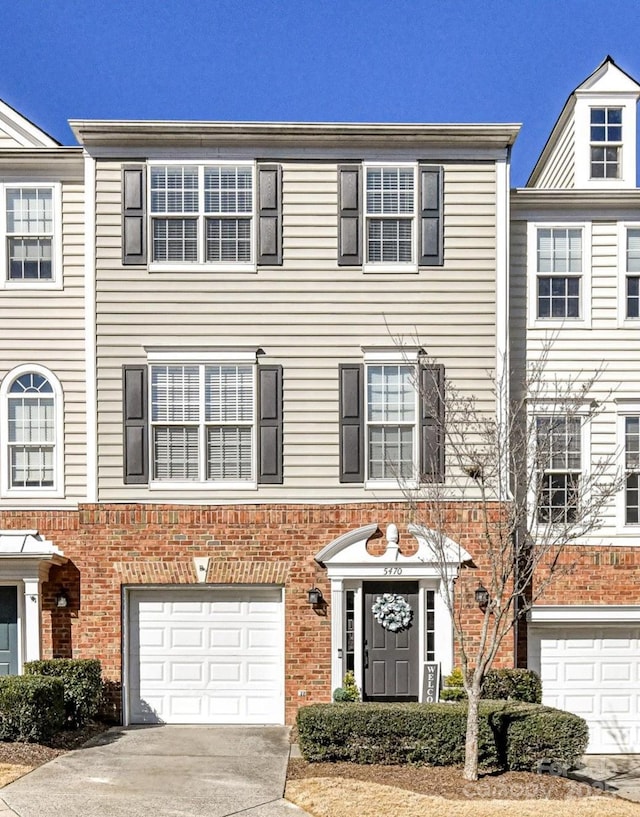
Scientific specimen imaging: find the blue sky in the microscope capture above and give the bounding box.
[2,0,640,185]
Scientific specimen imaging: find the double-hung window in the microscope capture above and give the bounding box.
[536,415,582,524]
[536,227,582,319]
[366,364,418,481]
[1,366,63,497]
[365,166,415,268]
[150,363,254,484]
[149,164,254,268]
[625,228,640,319]
[1,185,60,287]
[590,107,622,179]
[624,415,640,525]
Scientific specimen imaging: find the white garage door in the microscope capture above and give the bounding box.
[127,587,284,725]
[530,626,640,753]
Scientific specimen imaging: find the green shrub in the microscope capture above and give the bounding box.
[296,701,587,771]
[440,667,542,704]
[332,671,361,702]
[505,706,589,771]
[439,686,466,702]
[482,669,542,703]
[25,659,102,728]
[443,667,465,688]
[297,702,502,767]
[0,675,65,742]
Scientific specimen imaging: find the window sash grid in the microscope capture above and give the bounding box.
[149,164,254,264]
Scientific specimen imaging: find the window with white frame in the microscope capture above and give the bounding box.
[6,372,56,489]
[150,363,254,482]
[536,227,582,319]
[590,107,622,179]
[624,415,640,524]
[366,364,418,480]
[625,228,640,319]
[536,415,581,524]
[4,186,55,283]
[150,164,253,265]
[365,166,415,265]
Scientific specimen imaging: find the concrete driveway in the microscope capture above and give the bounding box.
[0,725,308,817]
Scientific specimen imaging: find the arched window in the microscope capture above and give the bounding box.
[1,367,62,495]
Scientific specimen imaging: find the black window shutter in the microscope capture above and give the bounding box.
[420,364,445,482]
[258,365,283,483]
[338,164,362,266]
[257,164,283,266]
[122,165,147,265]
[339,363,364,482]
[123,365,148,484]
[418,165,443,266]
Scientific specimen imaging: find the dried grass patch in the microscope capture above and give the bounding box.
[285,777,640,817]
[0,763,32,787]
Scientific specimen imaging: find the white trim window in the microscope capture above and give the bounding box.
[1,184,61,288]
[625,227,640,319]
[150,363,255,484]
[624,415,640,525]
[528,223,591,328]
[590,107,622,180]
[366,363,418,482]
[536,415,582,524]
[1,365,63,498]
[149,163,254,270]
[365,165,416,270]
[536,228,581,319]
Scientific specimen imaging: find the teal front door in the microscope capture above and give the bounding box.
[0,587,18,675]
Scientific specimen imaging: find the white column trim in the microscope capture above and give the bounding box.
[84,153,98,502]
[495,152,511,501]
[22,578,41,663]
[330,580,343,692]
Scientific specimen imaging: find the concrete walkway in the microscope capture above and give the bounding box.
[0,725,309,817]
[571,755,640,802]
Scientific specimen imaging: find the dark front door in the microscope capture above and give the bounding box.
[363,581,418,701]
[0,587,18,675]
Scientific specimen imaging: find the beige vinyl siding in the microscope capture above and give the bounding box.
[533,119,575,189]
[0,177,86,504]
[516,215,640,542]
[95,159,500,501]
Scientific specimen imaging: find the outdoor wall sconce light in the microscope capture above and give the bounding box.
[307,587,324,606]
[474,584,490,609]
[56,589,70,609]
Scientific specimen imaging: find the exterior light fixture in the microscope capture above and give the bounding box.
[56,589,70,608]
[474,584,490,609]
[307,587,324,606]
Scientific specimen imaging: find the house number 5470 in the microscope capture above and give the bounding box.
[383,567,403,576]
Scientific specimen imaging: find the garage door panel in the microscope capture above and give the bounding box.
[128,588,284,725]
[532,625,640,753]
[602,663,632,682]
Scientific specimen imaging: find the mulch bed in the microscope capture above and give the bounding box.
[0,721,111,768]
[287,758,612,801]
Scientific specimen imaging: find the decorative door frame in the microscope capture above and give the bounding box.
[315,522,471,699]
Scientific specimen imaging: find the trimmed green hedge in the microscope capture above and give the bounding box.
[25,659,102,728]
[482,669,542,704]
[296,701,588,771]
[0,675,65,742]
[440,668,542,704]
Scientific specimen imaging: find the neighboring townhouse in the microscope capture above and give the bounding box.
[512,57,640,752]
[0,101,86,673]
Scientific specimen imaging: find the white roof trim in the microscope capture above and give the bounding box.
[529,605,640,624]
[0,530,66,562]
[315,522,471,580]
[0,99,59,148]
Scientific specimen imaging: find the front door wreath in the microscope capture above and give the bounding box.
[371,593,413,632]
